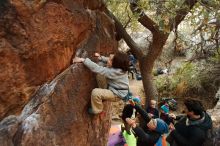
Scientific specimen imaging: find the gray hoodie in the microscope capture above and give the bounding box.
[83,57,129,99]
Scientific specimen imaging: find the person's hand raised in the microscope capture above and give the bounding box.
[169,123,175,132]
[169,113,176,119]
[126,118,136,128]
[148,113,154,118]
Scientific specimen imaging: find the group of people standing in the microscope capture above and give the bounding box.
[122,98,212,146]
[72,51,212,146]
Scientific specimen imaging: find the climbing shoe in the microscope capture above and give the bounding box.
[88,108,96,114]
[88,108,106,119]
[99,111,106,119]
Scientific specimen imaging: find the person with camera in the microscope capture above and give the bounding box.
[166,98,212,146]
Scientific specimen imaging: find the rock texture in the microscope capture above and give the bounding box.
[205,88,220,146]
[1,65,113,146]
[0,0,117,145]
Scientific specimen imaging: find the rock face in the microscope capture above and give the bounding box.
[1,65,113,146]
[205,88,220,146]
[0,0,117,145]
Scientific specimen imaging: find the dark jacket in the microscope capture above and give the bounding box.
[160,112,174,125]
[133,105,161,146]
[146,106,159,119]
[133,126,161,146]
[166,112,212,146]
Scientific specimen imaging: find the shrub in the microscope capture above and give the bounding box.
[155,62,212,97]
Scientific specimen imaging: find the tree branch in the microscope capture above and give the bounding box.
[129,0,161,34]
[170,0,198,30]
[104,8,143,58]
[124,3,131,29]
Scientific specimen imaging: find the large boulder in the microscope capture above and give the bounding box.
[0,65,113,146]
[0,0,117,145]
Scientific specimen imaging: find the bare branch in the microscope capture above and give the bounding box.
[128,0,161,34]
[104,8,143,58]
[123,3,131,29]
[170,0,198,30]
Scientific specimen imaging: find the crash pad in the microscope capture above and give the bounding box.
[108,124,136,146]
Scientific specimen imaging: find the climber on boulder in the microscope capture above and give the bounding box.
[72,51,130,115]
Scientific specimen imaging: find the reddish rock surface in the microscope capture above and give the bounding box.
[0,65,113,146]
[0,0,117,145]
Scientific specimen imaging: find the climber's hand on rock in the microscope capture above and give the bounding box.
[94,53,100,57]
[72,57,85,63]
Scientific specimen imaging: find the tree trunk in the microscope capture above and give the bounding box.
[140,32,168,106]
[139,59,158,105]
[127,0,197,106]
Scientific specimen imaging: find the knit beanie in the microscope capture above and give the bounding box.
[155,118,169,134]
[132,96,141,104]
[161,104,169,113]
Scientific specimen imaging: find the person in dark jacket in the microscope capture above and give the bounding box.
[121,97,141,135]
[126,101,169,146]
[121,104,136,135]
[128,52,138,79]
[160,104,174,125]
[166,98,212,146]
[146,100,159,119]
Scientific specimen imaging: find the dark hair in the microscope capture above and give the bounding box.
[122,104,134,122]
[184,98,205,116]
[112,52,129,71]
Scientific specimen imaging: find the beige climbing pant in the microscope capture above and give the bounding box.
[91,88,120,114]
[96,74,107,89]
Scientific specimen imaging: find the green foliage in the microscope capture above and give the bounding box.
[155,75,179,93]
[177,0,220,61]
[106,0,140,31]
[210,48,220,63]
[106,0,193,33]
[155,62,211,95]
[175,63,203,89]
[106,0,220,37]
